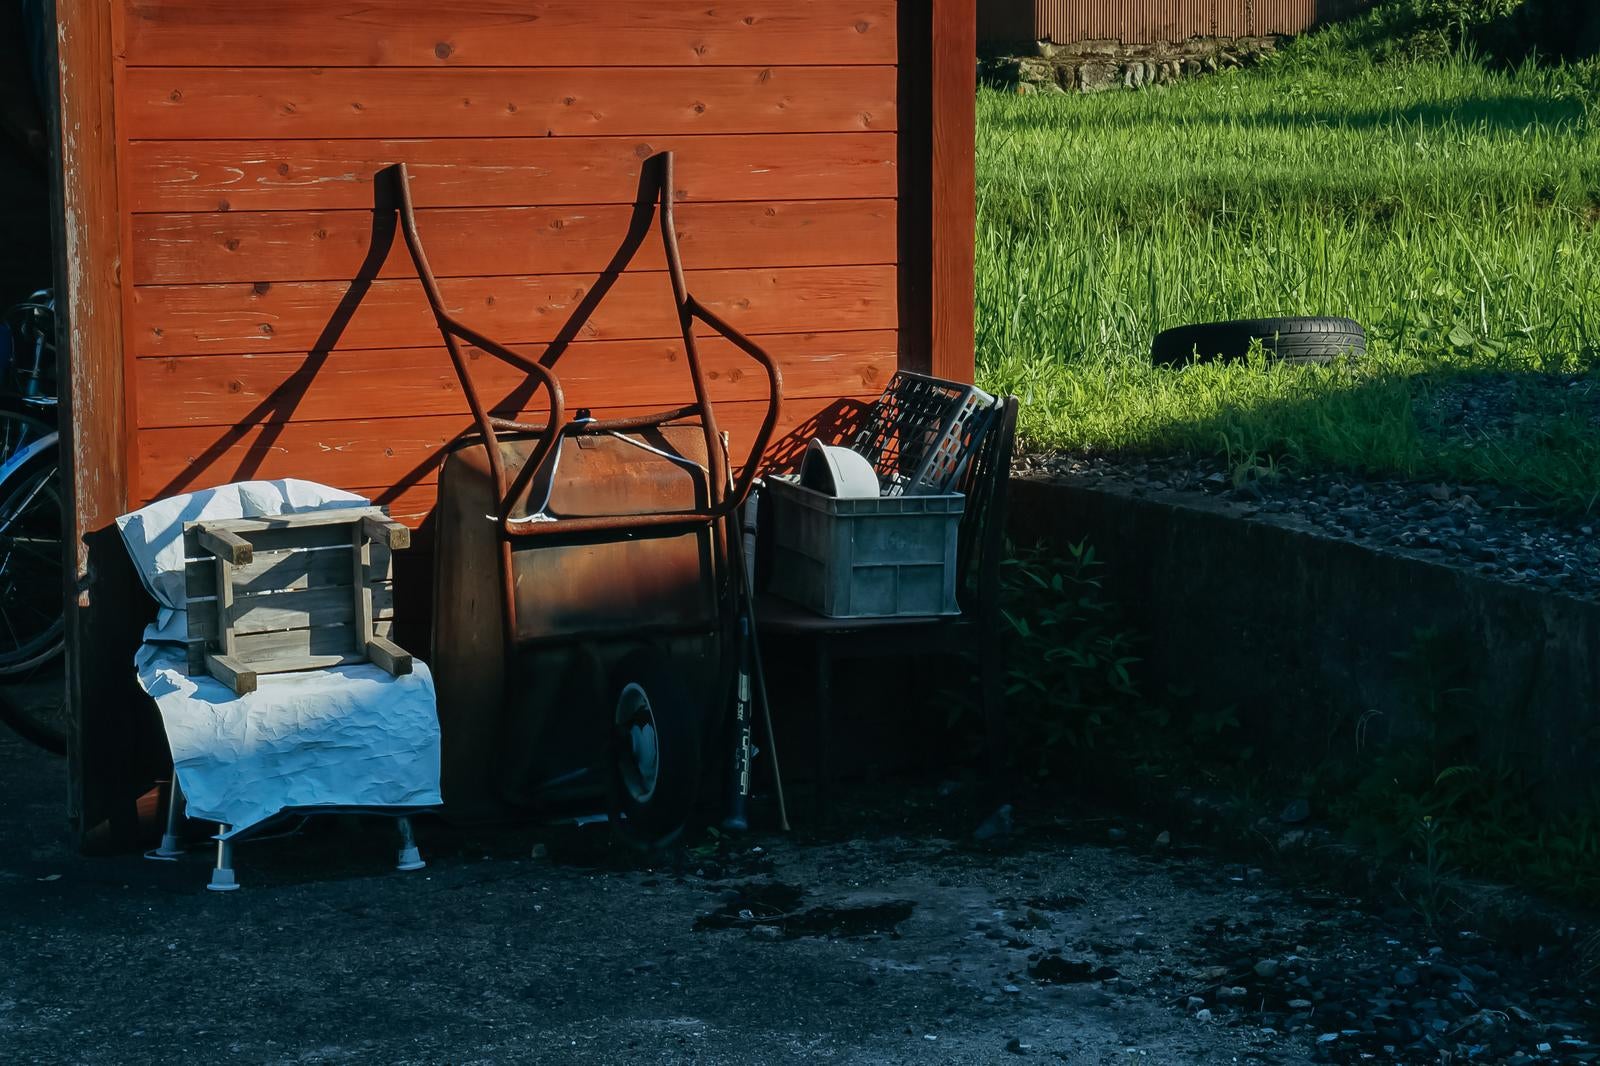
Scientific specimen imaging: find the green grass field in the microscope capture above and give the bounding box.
[975,32,1600,511]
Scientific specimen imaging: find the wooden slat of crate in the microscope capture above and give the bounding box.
[181,509,389,555]
[182,507,412,692]
[182,506,389,538]
[234,619,396,663]
[184,542,393,599]
[185,619,396,675]
[185,583,396,641]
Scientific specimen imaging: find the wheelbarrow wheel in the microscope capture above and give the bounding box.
[608,647,700,850]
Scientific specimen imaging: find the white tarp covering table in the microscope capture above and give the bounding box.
[118,480,443,840]
[134,646,441,838]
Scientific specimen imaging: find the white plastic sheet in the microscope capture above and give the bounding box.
[135,647,442,838]
[119,481,444,837]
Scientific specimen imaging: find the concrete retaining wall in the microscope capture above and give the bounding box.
[1008,476,1600,813]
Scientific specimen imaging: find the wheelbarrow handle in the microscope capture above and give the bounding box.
[498,299,781,541]
[684,295,783,514]
[391,151,785,643]
[392,162,569,520]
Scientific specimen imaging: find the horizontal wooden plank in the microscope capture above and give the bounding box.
[240,653,348,676]
[123,0,896,68]
[188,583,396,641]
[132,265,897,357]
[185,542,394,599]
[135,330,896,428]
[132,200,898,286]
[228,619,396,667]
[137,394,879,501]
[191,505,387,536]
[127,133,897,212]
[126,66,896,141]
[183,514,377,556]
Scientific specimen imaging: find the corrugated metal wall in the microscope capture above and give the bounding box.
[979,0,1371,46]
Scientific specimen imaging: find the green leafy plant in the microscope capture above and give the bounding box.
[999,541,1141,768]
[1333,628,1600,904]
[1412,0,1525,37]
[690,825,724,860]
[1396,814,1461,933]
[1337,0,1574,61]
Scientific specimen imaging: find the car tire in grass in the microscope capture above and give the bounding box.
[1152,316,1366,367]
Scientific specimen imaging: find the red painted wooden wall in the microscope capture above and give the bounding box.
[119,0,911,525]
[57,0,973,840]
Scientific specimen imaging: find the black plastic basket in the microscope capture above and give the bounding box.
[850,371,995,496]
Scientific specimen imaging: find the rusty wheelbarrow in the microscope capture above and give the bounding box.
[394,153,782,845]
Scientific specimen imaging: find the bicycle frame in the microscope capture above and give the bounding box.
[4,291,57,408]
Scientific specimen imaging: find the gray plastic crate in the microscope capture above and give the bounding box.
[766,475,964,619]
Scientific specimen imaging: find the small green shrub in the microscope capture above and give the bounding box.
[1373,0,1595,61]
[1413,0,1525,29]
[1405,0,1521,59]
[998,542,1141,768]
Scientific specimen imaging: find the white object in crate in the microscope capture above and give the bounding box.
[767,474,964,619]
[799,439,880,499]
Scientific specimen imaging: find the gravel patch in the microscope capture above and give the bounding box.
[1020,452,1600,602]
[5,724,1599,1065]
[1414,372,1600,440]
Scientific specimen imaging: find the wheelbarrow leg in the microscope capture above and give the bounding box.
[395,816,425,872]
[207,826,240,892]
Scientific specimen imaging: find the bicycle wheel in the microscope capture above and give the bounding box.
[0,458,64,677]
[0,405,52,472]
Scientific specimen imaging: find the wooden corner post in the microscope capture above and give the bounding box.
[899,0,978,385]
[929,0,978,384]
[50,0,150,846]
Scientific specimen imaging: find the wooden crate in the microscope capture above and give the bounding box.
[182,507,413,695]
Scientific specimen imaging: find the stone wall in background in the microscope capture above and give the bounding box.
[983,35,1284,94]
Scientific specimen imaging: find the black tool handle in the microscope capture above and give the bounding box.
[722,616,754,831]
